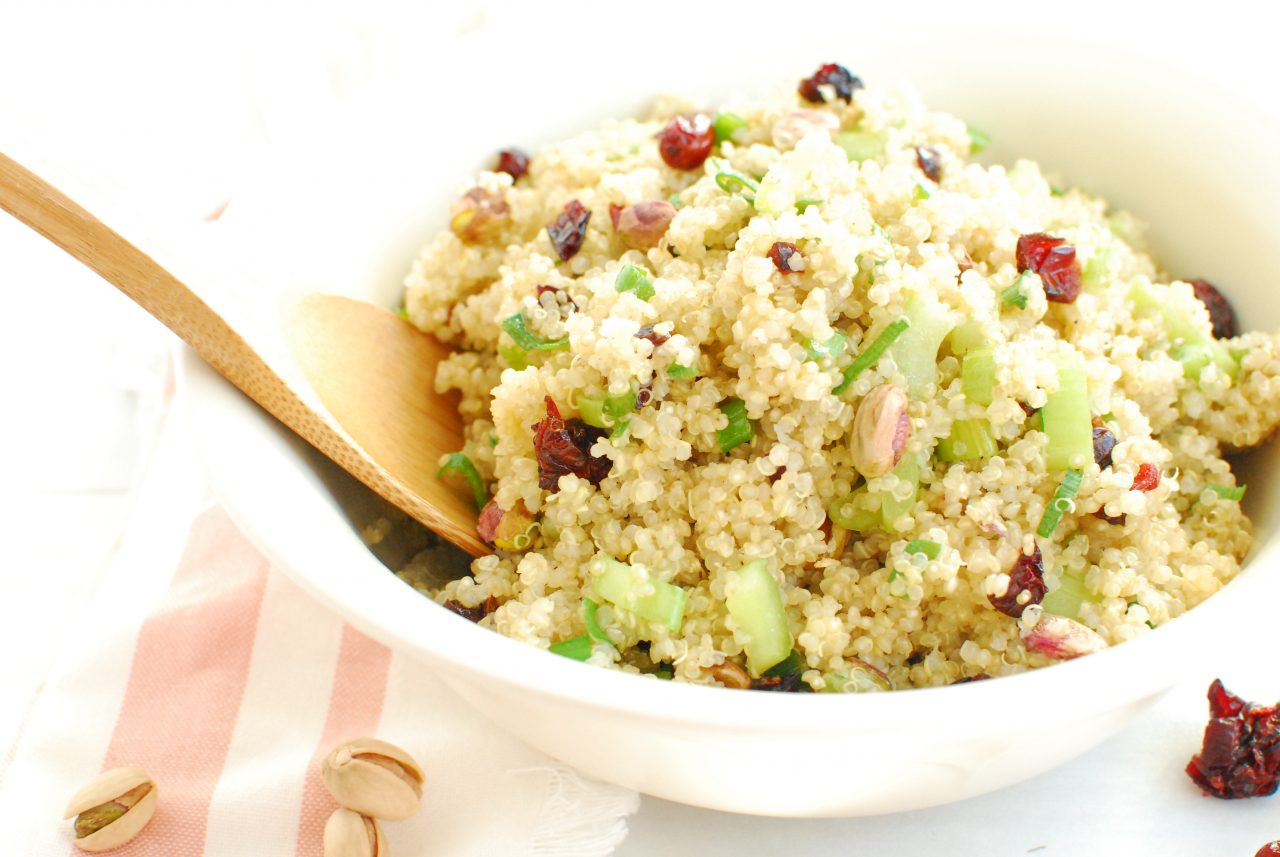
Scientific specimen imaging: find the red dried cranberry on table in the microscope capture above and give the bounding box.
[1186,678,1280,799]
[531,396,612,490]
[798,63,863,104]
[1016,232,1082,304]
[1131,463,1160,492]
[989,545,1046,618]
[1092,419,1116,469]
[658,115,715,170]
[768,241,804,273]
[1188,278,1237,339]
[914,145,943,182]
[496,148,530,180]
[547,200,591,261]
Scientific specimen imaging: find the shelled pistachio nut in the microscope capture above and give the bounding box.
[64,766,158,852]
[321,737,423,820]
[324,807,386,857]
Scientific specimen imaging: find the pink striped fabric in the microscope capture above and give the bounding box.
[76,507,270,856]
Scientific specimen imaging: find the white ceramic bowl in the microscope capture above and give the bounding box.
[181,10,1280,817]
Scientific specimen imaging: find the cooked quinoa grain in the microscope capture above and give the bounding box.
[400,68,1277,691]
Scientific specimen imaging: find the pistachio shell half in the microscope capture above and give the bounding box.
[851,384,910,477]
[321,737,423,821]
[324,808,386,857]
[64,766,158,852]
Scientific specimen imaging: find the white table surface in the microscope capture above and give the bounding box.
[2,4,1277,854]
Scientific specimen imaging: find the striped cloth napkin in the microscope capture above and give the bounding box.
[0,372,639,855]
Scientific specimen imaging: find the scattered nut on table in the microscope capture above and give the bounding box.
[321,737,423,821]
[324,807,386,857]
[64,766,158,852]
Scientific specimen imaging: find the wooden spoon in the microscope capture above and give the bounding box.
[0,151,487,556]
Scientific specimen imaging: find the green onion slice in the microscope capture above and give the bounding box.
[1208,484,1247,501]
[714,168,758,201]
[967,125,992,153]
[502,313,569,351]
[549,635,593,661]
[795,198,823,213]
[1036,468,1084,538]
[802,331,849,361]
[498,342,530,370]
[717,398,754,453]
[582,598,613,646]
[833,318,911,395]
[1001,282,1028,309]
[712,111,747,144]
[435,452,488,508]
[667,363,698,380]
[903,539,942,560]
[615,264,656,301]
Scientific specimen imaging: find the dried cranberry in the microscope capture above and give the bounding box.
[915,145,943,182]
[476,499,504,545]
[496,148,530,181]
[443,595,500,622]
[547,200,591,261]
[1132,463,1160,492]
[608,203,624,230]
[1256,843,1280,857]
[634,325,670,348]
[531,397,611,491]
[798,63,863,104]
[636,383,653,409]
[1092,419,1116,469]
[751,673,809,692]
[767,241,803,273]
[1186,678,1280,799]
[989,546,1046,618]
[1093,509,1125,525]
[1016,233,1082,304]
[1018,401,1039,418]
[535,284,560,299]
[658,114,715,170]
[1188,278,1237,339]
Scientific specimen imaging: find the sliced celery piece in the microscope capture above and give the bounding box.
[725,559,793,676]
[549,635,593,661]
[948,320,987,357]
[498,342,529,370]
[936,419,998,462]
[962,346,996,406]
[828,486,881,532]
[1130,282,1237,380]
[888,293,957,396]
[880,455,921,530]
[1082,246,1111,290]
[1041,570,1100,619]
[835,131,885,163]
[1043,352,1092,471]
[593,556,688,632]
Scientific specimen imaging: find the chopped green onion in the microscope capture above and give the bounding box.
[577,396,606,428]
[579,389,637,429]
[725,559,793,676]
[762,650,806,680]
[833,318,910,395]
[395,305,410,321]
[502,313,569,351]
[1209,484,1247,501]
[914,181,931,200]
[903,539,941,560]
[488,436,498,448]
[828,487,881,532]
[712,111,747,144]
[1043,352,1092,471]
[936,419,998,462]
[609,420,631,440]
[667,363,698,380]
[714,168,758,203]
[615,264,656,301]
[1041,570,1100,619]
[717,398,753,453]
[435,452,488,508]
[1002,274,1033,309]
[795,198,823,213]
[886,570,911,600]
[582,598,612,646]
[835,130,885,163]
[1036,468,1084,538]
[802,331,849,361]
[1099,412,1116,423]
[549,635,593,661]
[889,293,958,397]
[966,125,992,153]
[498,342,529,370]
[593,556,688,632]
[961,346,996,406]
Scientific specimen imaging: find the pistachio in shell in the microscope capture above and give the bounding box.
[321,737,423,821]
[64,766,158,852]
[323,807,386,857]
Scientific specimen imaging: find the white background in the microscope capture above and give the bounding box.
[2,2,1278,854]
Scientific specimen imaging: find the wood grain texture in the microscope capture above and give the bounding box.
[0,151,485,556]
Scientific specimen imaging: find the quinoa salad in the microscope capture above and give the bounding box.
[398,63,1280,692]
